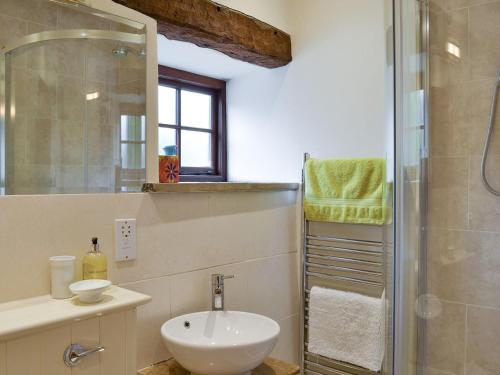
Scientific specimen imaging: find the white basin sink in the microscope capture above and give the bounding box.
[161,311,280,375]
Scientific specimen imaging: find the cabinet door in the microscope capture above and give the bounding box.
[71,318,100,375]
[41,326,71,375]
[6,334,41,375]
[5,326,71,375]
[4,310,133,375]
[101,312,126,375]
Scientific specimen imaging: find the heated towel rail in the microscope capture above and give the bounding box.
[300,153,385,375]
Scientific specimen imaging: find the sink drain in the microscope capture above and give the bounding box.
[184,321,190,329]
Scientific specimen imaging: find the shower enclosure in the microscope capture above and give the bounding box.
[0,0,148,194]
[395,0,500,374]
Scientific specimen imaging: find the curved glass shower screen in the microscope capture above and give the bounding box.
[0,0,147,195]
[396,0,500,374]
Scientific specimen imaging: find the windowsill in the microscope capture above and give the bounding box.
[142,182,300,193]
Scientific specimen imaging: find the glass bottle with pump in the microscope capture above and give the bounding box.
[83,237,108,280]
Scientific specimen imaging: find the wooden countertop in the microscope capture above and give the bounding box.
[138,358,300,375]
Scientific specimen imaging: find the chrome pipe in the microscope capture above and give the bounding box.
[480,67,500,196]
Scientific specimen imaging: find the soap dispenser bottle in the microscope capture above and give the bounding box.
[83,237,108,280]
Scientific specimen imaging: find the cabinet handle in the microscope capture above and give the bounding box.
[63,343,105,367]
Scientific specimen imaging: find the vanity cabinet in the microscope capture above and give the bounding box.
[0,287,150,375]
[0,310,136,375]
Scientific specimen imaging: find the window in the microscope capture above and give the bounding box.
[158,66,227,182]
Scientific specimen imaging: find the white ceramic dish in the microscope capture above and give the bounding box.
[69,279,112,303]
[161,311,280,375]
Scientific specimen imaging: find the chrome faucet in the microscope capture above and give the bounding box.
[211,273,234,311]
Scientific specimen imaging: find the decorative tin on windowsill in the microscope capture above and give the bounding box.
[159,146,179,183]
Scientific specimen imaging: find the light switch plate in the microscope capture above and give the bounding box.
[115,219,137,261]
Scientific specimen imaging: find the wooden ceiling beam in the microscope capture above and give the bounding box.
[113,0,292,69]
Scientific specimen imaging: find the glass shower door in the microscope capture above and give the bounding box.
[423,0,500,374]
[398,0,500,373]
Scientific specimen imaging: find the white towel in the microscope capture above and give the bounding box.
[307,286,385,371]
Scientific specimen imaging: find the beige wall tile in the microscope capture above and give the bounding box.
[86,80,113,128]
[17,0,57,27]
[428,157,469,227]
[0,0,18,19]
[467,79,498,156]
[429,79,495,158]
[271,314,299,364]
[0,14,27,49]
[430,157,468,188]
[169,262,249,317]
[426,301,466,375]
[88,125,114,167]
[244,254,299,322]
[40,326,71,375]
[121,277,172,369]
[469,2,500,80]
[56,76,85,123]
[58,121,84,166]
[469,155,500,231]
[27,118,52,165]
[432,0,498,11]
[56,5,110,30]
[428,228,500,307]
[429,187,468,229]
[12,68,57,120]
[27,39,86,78]
[86,40,119,84]
[425,367,459,375]
[101,312,127,375]
[6,116,27,166]
[429,8,470,83]
[466,305,500,374]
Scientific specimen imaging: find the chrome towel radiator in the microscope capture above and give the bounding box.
[300,153,385,375]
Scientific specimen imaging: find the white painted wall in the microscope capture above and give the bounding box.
[225,0,387,182]
[215,0,291,33]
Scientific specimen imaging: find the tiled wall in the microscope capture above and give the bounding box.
[0,191,300,369]
[427,1,500,374]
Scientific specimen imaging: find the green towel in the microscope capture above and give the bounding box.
[304,158,387,225]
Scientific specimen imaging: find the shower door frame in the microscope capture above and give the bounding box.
[392,0,429,374]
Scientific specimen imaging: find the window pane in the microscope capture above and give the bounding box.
[121,144,145,169]
[120,115,146,141]
[158,86,176,125]
[181,90,212,129]
[158,127,177,156]
[181,130,212,168]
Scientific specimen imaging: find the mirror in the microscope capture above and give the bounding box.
[0,0,147,194]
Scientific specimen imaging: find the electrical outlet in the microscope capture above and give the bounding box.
[115,219,137,261]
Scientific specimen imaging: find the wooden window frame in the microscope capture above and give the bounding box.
[158,65,227,182]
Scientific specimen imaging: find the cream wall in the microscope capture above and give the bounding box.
[215,0,291,33]
[225,0,387,182]
[0,191,299,368]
